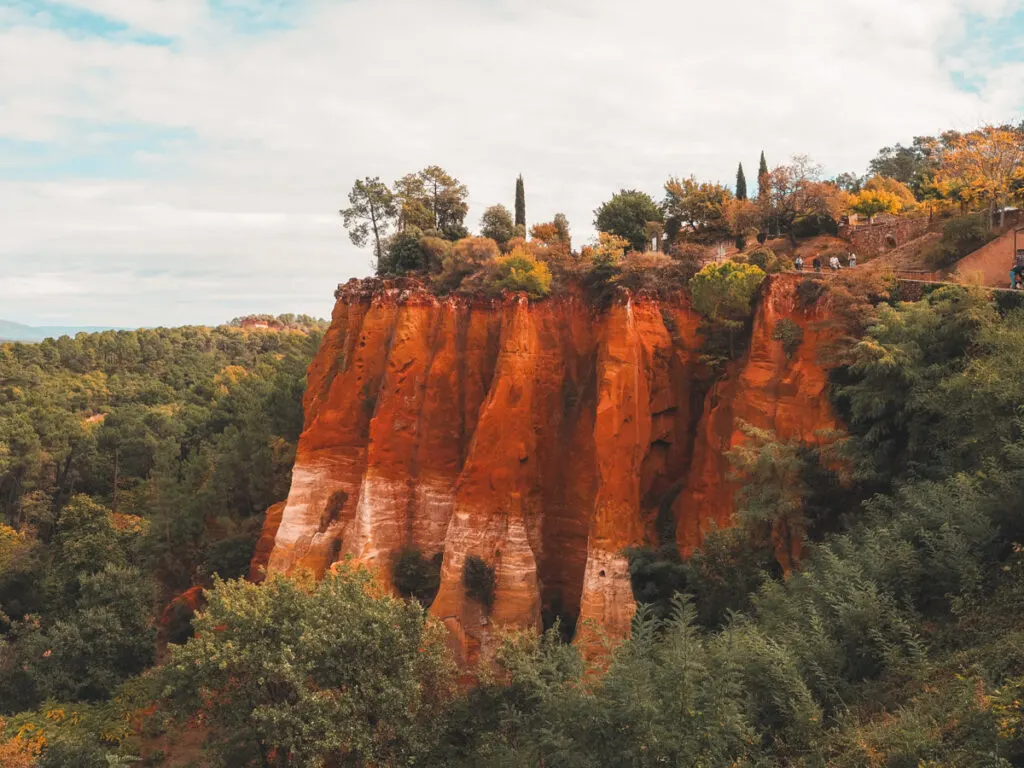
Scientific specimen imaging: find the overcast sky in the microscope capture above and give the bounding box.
[1,0,1023,327]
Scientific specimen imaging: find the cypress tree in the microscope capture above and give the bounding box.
[515,175,526,230]
[736,163,747,201]
[757,151,769,198]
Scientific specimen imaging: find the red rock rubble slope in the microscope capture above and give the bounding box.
[258,274,838,664]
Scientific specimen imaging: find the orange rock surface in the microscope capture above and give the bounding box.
[249,500,285,582]
[264,274,839,662]
[674,274,840,554]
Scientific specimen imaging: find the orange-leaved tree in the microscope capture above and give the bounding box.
[934,125,1024,230]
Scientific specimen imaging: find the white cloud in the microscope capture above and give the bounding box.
[0,0,1022,325]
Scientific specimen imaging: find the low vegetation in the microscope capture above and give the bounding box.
[924,212,997,268]
[772,317,805,357]
[392,547,443,605]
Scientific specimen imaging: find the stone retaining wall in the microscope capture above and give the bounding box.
[845,217,931,257]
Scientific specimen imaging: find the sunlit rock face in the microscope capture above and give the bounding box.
[258,274,837,663]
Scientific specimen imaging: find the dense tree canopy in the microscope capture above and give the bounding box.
[0,322,322,726]
[662,176,733,241]
[593,189,663,252]
[394,166,470,240]
[154,568,455,768]
[479,204,516,247]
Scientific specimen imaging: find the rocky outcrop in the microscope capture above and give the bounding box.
[263,274,839,663]
[674,275,840,555]
[249,501,286,582]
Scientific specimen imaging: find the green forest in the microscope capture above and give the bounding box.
[0,319,326,766]
[4,278,1024,766]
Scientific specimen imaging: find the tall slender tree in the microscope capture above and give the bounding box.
[340,177,397,268]
[552,212,570,245]
[515,175,526,231]
[736,162,748,200]
[757,151,769,199]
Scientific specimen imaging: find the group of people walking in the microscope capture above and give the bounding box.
[794,252,856,272]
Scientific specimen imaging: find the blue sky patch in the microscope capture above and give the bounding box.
[4,0,175,44]
[0,122,196,181]
[207,0,308,33]
[949,10,1024,100]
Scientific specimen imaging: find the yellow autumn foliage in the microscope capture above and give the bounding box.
[486,246,553,299]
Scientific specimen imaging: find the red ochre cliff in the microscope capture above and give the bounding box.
[258,273,838,664]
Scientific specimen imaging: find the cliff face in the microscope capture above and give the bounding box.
[674,276,840,556]
[261,274,837,662]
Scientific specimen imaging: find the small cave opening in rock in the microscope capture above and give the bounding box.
[541,592,578,643]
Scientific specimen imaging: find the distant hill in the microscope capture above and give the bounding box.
[0,319,129,342]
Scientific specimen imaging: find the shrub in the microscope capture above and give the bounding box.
[924,214,993,269]
[450,236,500,265]
[690,261,766,366]
[690,261,766,323]
[379,231,429,275]
[669,241,707,263]
[796,277,828,308]
[615,251,673,294]
[392,548,442,605]
[488,248,552,298]
[773,317,805,358]
[590,232,630,267]
[436,236,500,292]
[462,555,496,611]
[744,247,792,274]
[682,527,779,629]
[154,569,455,767]
[625,545,689,622]
[418,236,452,273]
[791,214,839,238]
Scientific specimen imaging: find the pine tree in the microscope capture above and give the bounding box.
[757,151,769,199]
[515,175,526,230]
[736,162,747,201]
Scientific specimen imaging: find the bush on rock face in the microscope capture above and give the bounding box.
[773,317,805,358]
[393,548,443,605]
